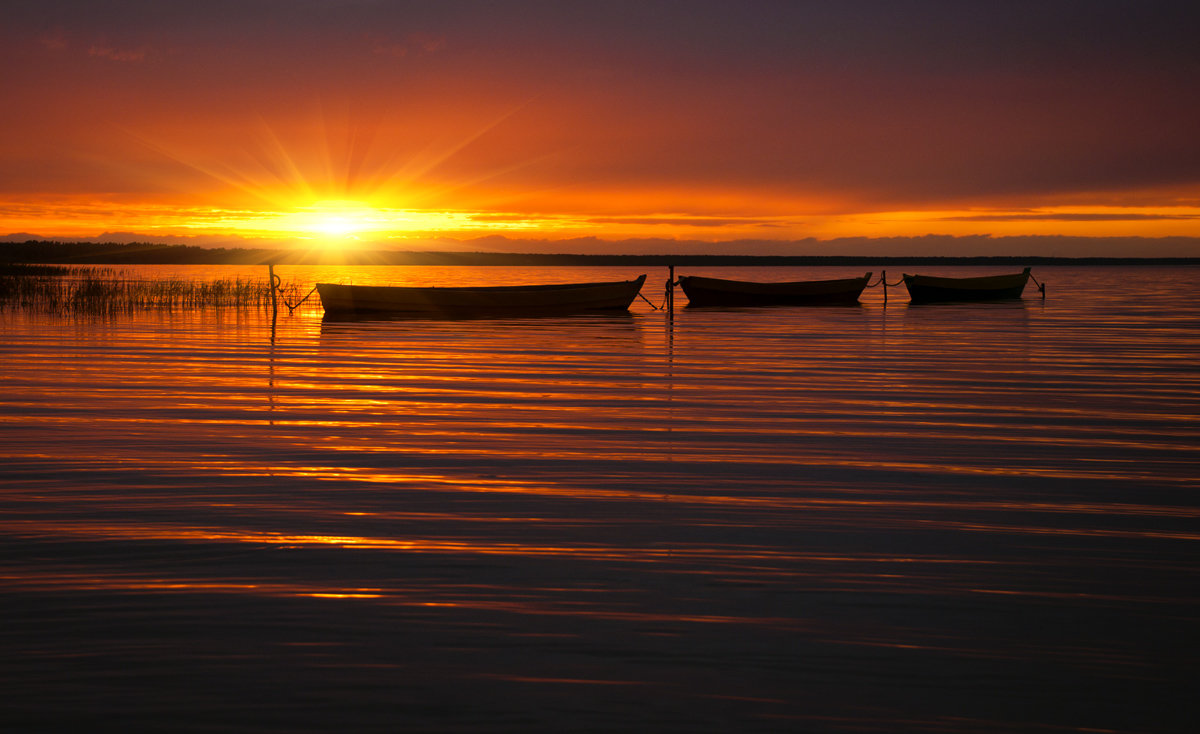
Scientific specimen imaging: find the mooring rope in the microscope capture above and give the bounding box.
[637,276,682,311]
[266,265,319,314]
[637,290,661,310]
[1027,271,1047,298]
[865,272,905,288]
[278,284,319,314]
[860,270,903,304]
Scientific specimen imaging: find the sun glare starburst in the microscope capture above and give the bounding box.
[295,200,381,238]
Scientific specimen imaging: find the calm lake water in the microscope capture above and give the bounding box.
[2,264,1197,733]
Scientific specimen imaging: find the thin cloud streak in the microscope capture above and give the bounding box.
[941,212,1200,222]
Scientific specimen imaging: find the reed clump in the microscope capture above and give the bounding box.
[0,265,305,315]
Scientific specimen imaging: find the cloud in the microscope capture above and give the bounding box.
[38,30,69,51]
[29,27,150,62]
[940,212,1200,222]
[87,44,148,62]
[367,32,446,58]
[8,232,1197,259]
[585,216,786,229]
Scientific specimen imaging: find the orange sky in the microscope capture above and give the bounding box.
[3,1,1200,255]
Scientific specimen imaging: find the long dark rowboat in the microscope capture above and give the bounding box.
[316,274,647,316]
[677,273,872,307]
[902,268,1032,303]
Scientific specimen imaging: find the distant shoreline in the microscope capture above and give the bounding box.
[2,240,1197,266]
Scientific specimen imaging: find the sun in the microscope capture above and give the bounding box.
[211,197,570,243]
[295,199,382,239]
[316,214,359,237]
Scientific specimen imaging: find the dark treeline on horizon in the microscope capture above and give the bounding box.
[2,240,1198,267]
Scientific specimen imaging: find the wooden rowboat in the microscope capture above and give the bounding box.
[677,273,872,307]
[902,268,1033,303]
[316,274,647,316]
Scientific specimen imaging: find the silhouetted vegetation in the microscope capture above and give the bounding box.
[0,263,306,315]
[3,240,1198,267]
[0,263,80,276]
[0,240,283,265]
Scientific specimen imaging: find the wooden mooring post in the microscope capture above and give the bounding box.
[268,263,278,314]
[667,265,675,314]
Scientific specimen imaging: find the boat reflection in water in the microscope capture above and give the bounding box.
[316,274,647,318]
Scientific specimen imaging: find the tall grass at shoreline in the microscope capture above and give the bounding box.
[0,264,311,315]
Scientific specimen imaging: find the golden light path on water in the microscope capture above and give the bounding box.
[1,265,1198,733]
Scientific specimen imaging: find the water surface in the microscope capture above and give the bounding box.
[2,265,1197,732]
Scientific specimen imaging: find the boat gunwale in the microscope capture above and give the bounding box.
[901,268,1030,290]
[316,275,646,296]
[677,273,872,291]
